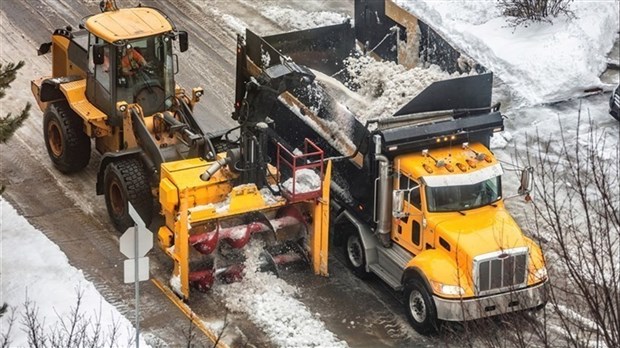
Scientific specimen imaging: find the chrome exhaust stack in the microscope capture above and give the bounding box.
[374,134,392,247]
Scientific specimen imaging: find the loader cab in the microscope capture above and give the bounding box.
[89,34,176,121]
[84,7,186,122]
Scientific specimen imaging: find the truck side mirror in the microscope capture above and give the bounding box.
[178,31,188,52]
[518,167,534,198]
[93,44,105,65]
[392,190,407,218]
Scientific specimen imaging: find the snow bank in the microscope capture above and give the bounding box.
[0,198,148,347]
[213,243,347,348]
[395,0,619,106]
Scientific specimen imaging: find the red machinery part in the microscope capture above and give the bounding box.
[189,211,304,255]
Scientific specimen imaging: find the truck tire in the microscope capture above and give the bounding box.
[103,158,153,232]
[344,230,370,279]
[43,102,90,173]
[404,279,439,335]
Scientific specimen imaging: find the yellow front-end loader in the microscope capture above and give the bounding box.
[31,0,331,300]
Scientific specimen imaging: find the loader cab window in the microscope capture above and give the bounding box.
[115,34,175,116]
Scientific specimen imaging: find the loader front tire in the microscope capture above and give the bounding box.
[43,102,91,173]
[103,158,153,232]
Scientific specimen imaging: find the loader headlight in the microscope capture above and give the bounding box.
[430,280,465,297]
[117,102,128,113]
[534,266,548,282]
[193,88,204,99]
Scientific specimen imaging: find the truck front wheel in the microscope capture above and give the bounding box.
[43,102,90,173]
[344,231,370,279]
[103,158,153,232]
[405,279,439,335]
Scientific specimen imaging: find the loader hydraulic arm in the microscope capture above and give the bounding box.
[153,110,217,161]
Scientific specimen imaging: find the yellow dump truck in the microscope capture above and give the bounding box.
[231,0,548,334]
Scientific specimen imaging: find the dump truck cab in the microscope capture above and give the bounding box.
[389,143,547,327]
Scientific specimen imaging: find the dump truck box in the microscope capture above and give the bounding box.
[234,21,503,226]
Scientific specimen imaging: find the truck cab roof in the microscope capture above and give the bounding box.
[397,142,498,181]
[85,7,173,43]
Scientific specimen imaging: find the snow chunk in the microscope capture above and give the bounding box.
[282,169,321,194]
[490,134,508,150]
[260,186,284,205]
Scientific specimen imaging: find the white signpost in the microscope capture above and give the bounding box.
[120,203,153,348]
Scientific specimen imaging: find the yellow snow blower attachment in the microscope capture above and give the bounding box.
[158,141,331,300]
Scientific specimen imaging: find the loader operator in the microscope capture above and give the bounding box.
[120,45,149,77]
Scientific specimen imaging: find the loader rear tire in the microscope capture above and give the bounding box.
[103,158,153,232]
[43,102,90,173]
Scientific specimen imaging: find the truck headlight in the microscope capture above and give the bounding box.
[430,280,465,297]
[534,266,548,282]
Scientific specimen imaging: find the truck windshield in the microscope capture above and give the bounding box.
[425,176,502,212]
[116,34,174,116]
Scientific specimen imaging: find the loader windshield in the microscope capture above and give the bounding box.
[425,176,502,212]
[116,34,174,116]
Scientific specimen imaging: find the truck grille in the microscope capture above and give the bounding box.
[474,247,528,295]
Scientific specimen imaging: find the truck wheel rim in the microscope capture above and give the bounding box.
[109,180,125,216]
[48,121,63,157]
[409,290,427,323]
[347,236,363,268]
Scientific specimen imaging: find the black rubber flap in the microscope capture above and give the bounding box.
[394,73,494,116]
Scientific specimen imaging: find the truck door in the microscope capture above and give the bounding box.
[393,174,423,255]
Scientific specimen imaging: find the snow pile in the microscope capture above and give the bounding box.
[394,0,619,106]
[262,6,349,30]
[213,243,347,347]
[0,198,148,347]
[282,168,321,194]
[342,55,464,120]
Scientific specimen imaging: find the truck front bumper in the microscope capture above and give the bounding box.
[433,281,548,321]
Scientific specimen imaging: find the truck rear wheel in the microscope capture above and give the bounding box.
[43,102,90,173]
[344,230,370,279]
[405,279,439,335]
[103,158,153,232]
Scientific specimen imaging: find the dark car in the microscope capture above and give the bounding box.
[611,84,620,121]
